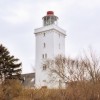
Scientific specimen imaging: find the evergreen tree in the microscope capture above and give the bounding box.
[0,44,22,81]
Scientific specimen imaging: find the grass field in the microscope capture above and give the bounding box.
[0,80,100,100]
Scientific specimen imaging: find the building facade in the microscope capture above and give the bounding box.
[22,73,35,88]
[34,11,66,88]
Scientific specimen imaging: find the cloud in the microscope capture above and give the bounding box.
[0,0,100,73]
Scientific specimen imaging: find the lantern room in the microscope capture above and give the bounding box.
[42,11,58,26]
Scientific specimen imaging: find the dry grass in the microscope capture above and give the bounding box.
[0,80,100,100]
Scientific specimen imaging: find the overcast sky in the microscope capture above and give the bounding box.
[0,0,100,73]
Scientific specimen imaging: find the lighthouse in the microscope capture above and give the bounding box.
[34,11,66,88]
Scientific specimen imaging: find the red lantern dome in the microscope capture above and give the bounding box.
[47,11,54,15]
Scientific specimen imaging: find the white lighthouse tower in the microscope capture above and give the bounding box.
[34,11,66,88]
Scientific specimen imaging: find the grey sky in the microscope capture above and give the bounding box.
[0,0,100,73]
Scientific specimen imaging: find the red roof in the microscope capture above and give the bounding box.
[47,11,54,15]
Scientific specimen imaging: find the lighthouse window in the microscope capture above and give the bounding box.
[59,43,60,49]
[59,34,60,38]
[45,53,47,58]
[43,64,47,70]
[43,80,46,82]
[42,54,44,59]
[44,33,45,37]
[44,43,46,48]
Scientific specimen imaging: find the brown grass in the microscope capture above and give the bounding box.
[0,80,100,100]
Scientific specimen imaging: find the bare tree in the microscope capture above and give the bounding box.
[81,50,100,83]
[45,56,84,87]
[46,50,100,88]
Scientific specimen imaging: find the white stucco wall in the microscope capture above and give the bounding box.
[34,24,66,88]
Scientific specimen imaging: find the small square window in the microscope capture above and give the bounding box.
[43,65,47,70]
[42,54,44,59]
[44,33,45,37]
[43,80,46,82]
[44,43,46,48]
[59,43,60,49]
[59,34,60,38]
[45,53,47,58]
